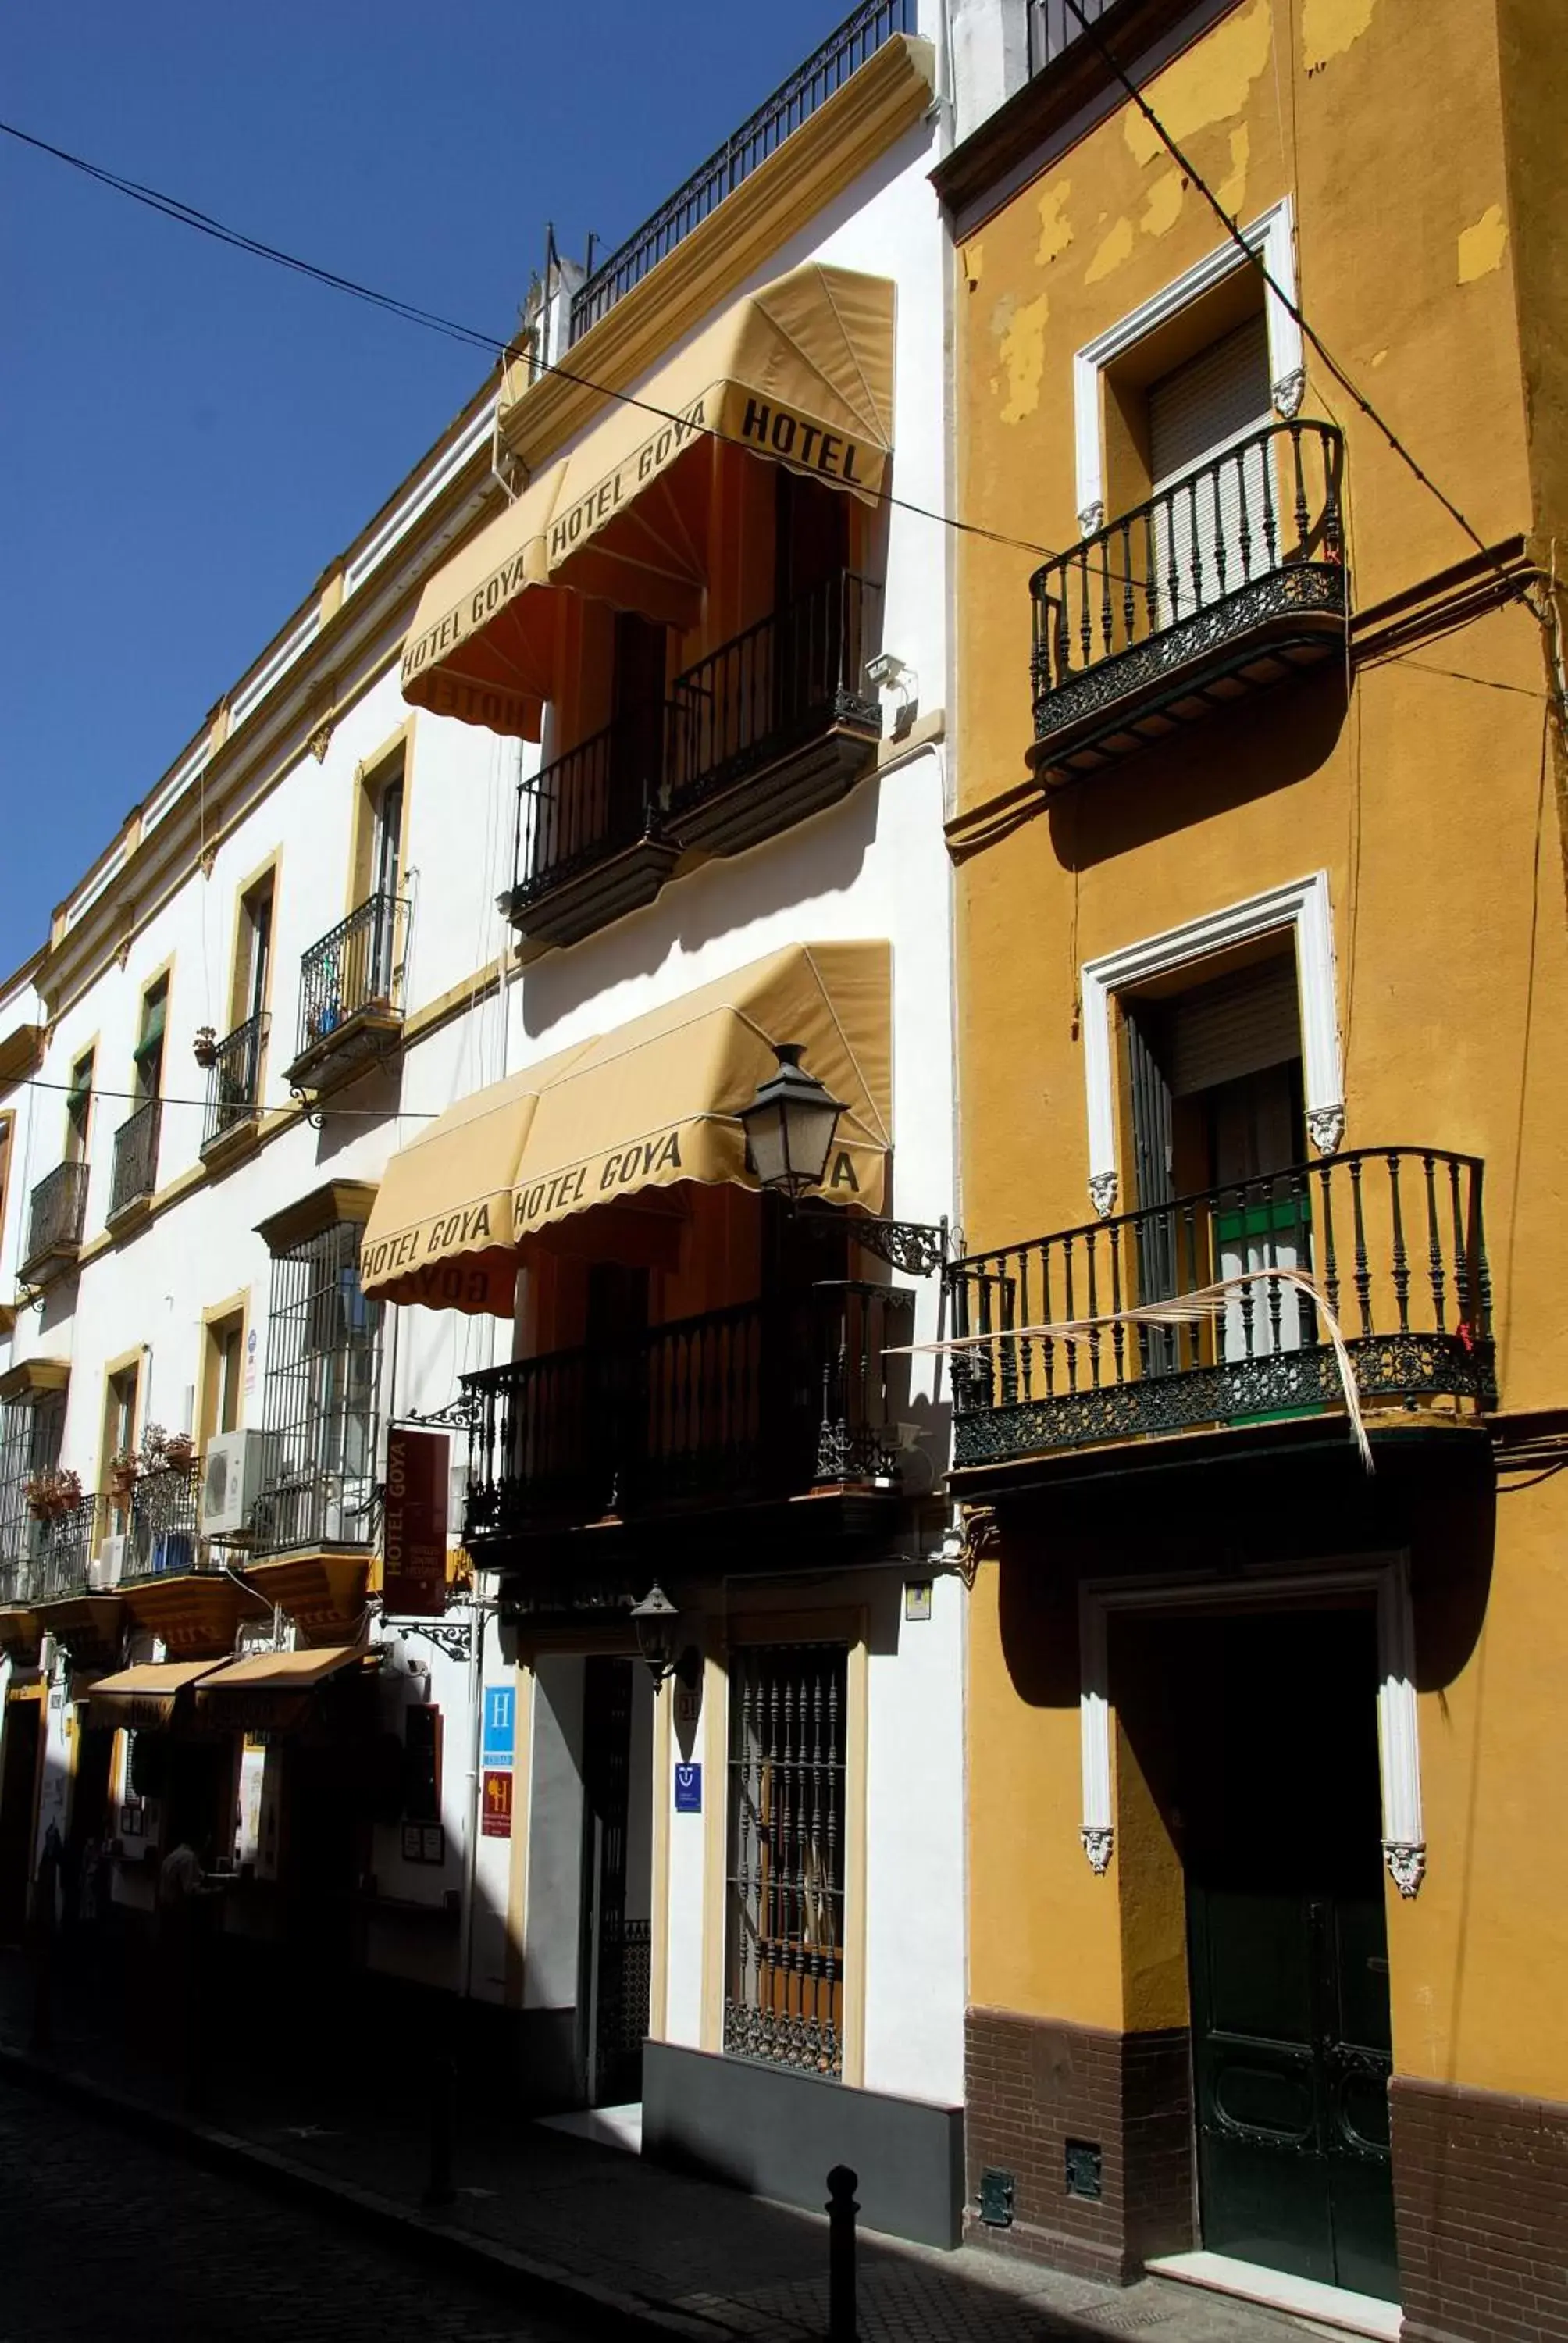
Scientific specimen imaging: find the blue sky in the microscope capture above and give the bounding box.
[0,0,856,973]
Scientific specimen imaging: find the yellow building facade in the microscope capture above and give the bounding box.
[936,2,1567,2335]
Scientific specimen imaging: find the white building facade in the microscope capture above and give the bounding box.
[0,0,967,2242]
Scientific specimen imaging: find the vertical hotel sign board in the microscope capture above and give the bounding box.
[383,1428,449,1614]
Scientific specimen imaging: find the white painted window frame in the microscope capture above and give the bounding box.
[1079,870,1344,1220]
[1072,197,1304,535]
[1077,1555,1426,1896]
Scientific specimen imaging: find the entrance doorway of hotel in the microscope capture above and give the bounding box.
[1172,1604,1397,2301]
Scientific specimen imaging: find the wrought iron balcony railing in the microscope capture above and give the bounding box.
[1026,0,1114,76]
[668,570,882,825]
[946,1148,1495,1469]
[126,1464,208,1580]
[30,1494,102,1602]
[109,1097,162,1218]
[203,1011,269,1151]
[23,1159,89,1280]
[294,892,408,1065]
[508,718,668,922]
[1029,420,1347,775]
[462,1281,912,1542]
[568,0,914,344]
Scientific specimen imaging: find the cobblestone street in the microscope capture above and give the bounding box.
[0,2082,578,2343]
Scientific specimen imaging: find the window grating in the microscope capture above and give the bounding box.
[0,1396,62,1592]
[251,1220,382,1555]
[724,1642,847,2081]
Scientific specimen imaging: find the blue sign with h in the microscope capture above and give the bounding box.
[481,1684,515,1767]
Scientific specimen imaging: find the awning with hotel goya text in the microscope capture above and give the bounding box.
[358,940,892,1316]
[194,1643,372,1736]
[401,264,896,735]
[87,1659,228,1733]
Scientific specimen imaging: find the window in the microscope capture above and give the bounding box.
[101,1360,141,1522]
[351,741,408,1006]
[725,1641,847,2080]
[253,1220,382,1554]
[66,1048,94,1162]
[233,876,274,1033]
[199,1307,247,1450]
[134,975,169,1104]
[0,1393,63,1578]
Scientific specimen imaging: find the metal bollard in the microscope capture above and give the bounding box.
[423,2054,457,2208]
[825,2163,859,2342]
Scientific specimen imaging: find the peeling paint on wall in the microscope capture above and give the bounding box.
[1085,217,1135,285]
[1124,0,1271,168]
[1141,172,1185,238]
[1216,126,1249,218]
[1035,181,1074,269]
[1302,0,1377,74]
[1457,204,1509,284]
[997,293,1049,425]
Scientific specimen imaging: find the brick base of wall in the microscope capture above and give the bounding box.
[1392,2074,1568,2343]
[964,2007,1193,2283]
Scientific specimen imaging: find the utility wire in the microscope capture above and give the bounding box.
[0,116,1076,576]
[1059,0,1527,603]
[16,1073,441,1118]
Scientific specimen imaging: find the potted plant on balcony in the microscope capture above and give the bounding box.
[107,1445,141,1503]
[26,1466,82,1521]
[194,1025,219,1069]
[162,1428,195,1471]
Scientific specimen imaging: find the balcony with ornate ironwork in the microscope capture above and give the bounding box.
[29,1494,103,1603]
[501,719,679,950]
[946,1149,1495,1485]
[1028,421,1348,782]
[124,1464,209,1582]
[667,570,882,857]
[461,1281,913,1579]
[109,1097,162,1221]
[21,1159,89,1285]
[501,573,882,950]
[283,892,408,1099]
[201,1011,269,1160]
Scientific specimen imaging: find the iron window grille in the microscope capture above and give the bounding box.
[725,1642,847,2081]
[23,1159,89,1275]
[0,1394,63,1597]
[109,1097,162,1217]
[202,1011,269,1150]
[1026,0,1114,77]
[251,1220,383,1556]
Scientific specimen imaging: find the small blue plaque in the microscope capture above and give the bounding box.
[674,1762,702,1813]
[481,1685,515,1766]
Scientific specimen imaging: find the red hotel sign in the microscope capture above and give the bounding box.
[383,1428,449,1616]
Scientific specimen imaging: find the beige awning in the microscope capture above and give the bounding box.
[540,263,895,626]
[194,1642,372,1734]
[402,266,897,729]
[398,466,569,741]
[87,1659,226,1731]
[360,940,892,1314]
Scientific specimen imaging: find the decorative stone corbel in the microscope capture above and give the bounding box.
[1384,1841,1426,1899]
[308,718,337,765]
[957,1506,1000,1590]
[1272,368,1306,420]
[1077,500,1105,539]
[1088,1169,1119,1219]
[1306,1103,1345,1157]
[1081,1826,1114,1875]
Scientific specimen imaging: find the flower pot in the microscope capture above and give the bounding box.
[194,1029,219,1070]
[163,1435,194,1470]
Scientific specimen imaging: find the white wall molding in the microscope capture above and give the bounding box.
[1079,871,1343,1219]
[1077,1557,1425,1895]
[1073,198,1303,532]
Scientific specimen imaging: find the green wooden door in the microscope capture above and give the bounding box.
[1185,1612,1399,2302]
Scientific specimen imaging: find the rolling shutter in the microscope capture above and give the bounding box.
[1148,315,1273,491]
[1167,957,1301,1098]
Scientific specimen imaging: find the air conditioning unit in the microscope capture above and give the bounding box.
[92,1535,127,1589]
[199,1429,266,1537]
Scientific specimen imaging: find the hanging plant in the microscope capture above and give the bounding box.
[194,1025,219,1069]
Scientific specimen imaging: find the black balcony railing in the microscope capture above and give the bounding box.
[510,719,665,917]
[203,1011,269,1150]
[1026,0,1114,76]
[946,1149,1495,1468]
[669,572,881,818]
[295,892,408,1063]
[463,1282,911,1541]
[109,1097,162,1217]
[126,1465,207,1580]
[30,1495,102,1601]
[23,1159,89,1277]
[568,0,914,343]
[1029,421,1347,762]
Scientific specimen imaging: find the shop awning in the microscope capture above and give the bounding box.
[359,940,892,1313]
[398,466,568,741]
[87,1659,227,1732]
[194,1643,372,1735]
[540,263,895,626]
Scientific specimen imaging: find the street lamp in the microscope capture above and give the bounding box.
[737,1043,950,1276]
[629,1582,700,1689]
[738,1043,846,1199]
